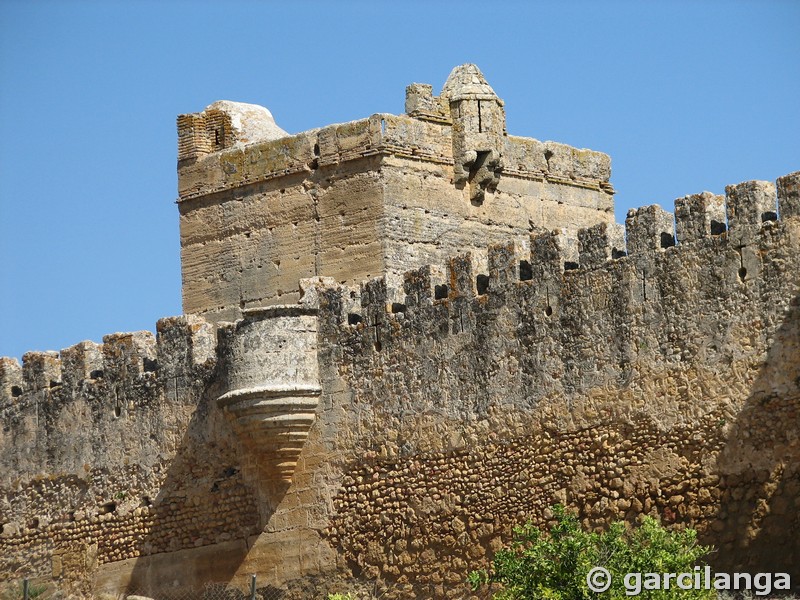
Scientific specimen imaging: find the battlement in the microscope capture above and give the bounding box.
[2,153,799,594]
[0,316,216,416]
[177,65,612,202]
[325,171,799,340]
[3,171,797,413]
[176,111,613,202]
[5,170,798,410]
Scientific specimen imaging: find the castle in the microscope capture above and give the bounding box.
[1,64,798,599]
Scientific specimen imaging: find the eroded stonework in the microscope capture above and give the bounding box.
[177,64,614,324]
[1,65,799,599]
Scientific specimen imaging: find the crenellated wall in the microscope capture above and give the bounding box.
[0,317,262,593]
[1,171,799,598]
[3,53,800,596]
[310,171,800,597]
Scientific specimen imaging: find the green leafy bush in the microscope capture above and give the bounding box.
[468,505,714,599]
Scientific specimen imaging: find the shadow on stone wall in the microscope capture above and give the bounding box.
[706,291,800,579]
[119,373,289,596]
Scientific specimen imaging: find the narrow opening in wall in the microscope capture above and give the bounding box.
[114,405,121,419]
[100,502,117,515]
[660,232,676,248]
[11,386,22,397]
[391,303,406,314]
[544,149,554,170]
[612,248,627,259]
[710,220,726,235]
[89,370,103,380]
[143,358,157,373]
[761,211,778,223]
[374,339,382,352]
[670,213,680,246]
[476,274,490,295]
[434,284,449,300]
[313,142,320,157]
[477,100,483,133]
[519,260,533,281]
[545,305,553,317]
[738,267,747,282]
[347,313,363,326]
[564,261,579,271]
[642,270,648,301]
[214,128,221,147]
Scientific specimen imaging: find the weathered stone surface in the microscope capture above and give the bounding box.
[0,65,798,600]
[177,65,615,325]
[177,100,288,163]
[674,191,727,242]
[777,170,800,219]
[204,100,288,145]
[217,305,321,483]
[725,179,778,245]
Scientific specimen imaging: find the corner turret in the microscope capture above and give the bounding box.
[441,64,506,203]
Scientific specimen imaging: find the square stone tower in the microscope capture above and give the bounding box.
[176,64,615,322]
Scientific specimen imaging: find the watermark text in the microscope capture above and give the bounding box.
[585,566,791,596]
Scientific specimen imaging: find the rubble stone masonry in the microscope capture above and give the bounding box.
[1,66,798,598]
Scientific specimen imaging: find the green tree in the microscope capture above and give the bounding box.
[468,505,715,599]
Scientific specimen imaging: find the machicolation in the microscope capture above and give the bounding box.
[1,64,799,599]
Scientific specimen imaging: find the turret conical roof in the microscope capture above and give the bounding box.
[440,64,499,101]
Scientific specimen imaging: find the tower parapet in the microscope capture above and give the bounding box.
[176,64,616,325]
[177,100,289,164]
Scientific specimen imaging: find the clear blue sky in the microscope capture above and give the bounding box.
[1,1,798,360]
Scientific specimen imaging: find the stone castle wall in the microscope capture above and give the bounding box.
[314,174,800,596]
[0,319,264,593]
[1,172,798,598]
